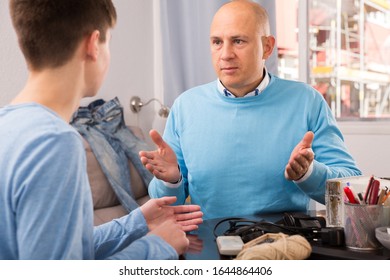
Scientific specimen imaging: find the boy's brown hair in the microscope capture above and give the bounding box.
[10,0,117,71]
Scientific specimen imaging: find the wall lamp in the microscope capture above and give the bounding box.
[130,96,170,118]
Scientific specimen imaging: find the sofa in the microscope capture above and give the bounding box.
[82,126,150,226]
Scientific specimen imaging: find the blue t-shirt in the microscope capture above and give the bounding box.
[0,103,176,259]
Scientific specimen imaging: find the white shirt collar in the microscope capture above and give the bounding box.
[217,68,269,98]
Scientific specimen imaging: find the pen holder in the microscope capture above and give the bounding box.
[325,176,390,227]
[343,203,389,251]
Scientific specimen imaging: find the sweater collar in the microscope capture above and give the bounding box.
[217,68,269,98]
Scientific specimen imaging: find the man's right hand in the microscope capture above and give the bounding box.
[139,129,181,183]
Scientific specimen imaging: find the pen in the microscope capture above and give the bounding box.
[357,192,365,204]
[368,179,380,205]
[382,192,390,205]
[377,189,386,205]
[363,175,374,204]
[344,186,358,204]
[349,185,362,204]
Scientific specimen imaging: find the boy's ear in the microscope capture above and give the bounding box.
[262,35,276,60]
[85,30,100,61]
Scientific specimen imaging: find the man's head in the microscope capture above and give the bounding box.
[9,0,117,72]
[210,0,275,97]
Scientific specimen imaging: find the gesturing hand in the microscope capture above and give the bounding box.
[139,129,181,183]
[285,131,315,181]
[140,196,203,232]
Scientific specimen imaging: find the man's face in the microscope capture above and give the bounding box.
[210,6,267,97]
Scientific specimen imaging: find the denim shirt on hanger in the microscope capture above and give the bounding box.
[70,97,153,212]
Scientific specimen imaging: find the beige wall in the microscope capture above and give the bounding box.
[0,0,160,144]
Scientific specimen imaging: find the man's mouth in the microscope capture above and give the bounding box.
[221,67,238,74]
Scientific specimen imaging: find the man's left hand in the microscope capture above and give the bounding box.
[285,131,315,181]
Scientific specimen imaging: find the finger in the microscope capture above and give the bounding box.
[140,156,149,165]
[177,217,203,228]
[286,159,309,180]
[292,155,310,171]
[151,169,171,181]
[143,157,166,171]
[172,204,201,214]
[139,150,148,157]
[149,129,166,149]
[179,219,202,232]
[145,163,156,174]
[300,131,314,149]
[148,164,165,173]
[143,160,164,173]
[186,234,200,241]
[289,162,303,177]
[187,243,203,252]
[299,148,315,160]
[187,236,203,249]
[148,161,180,178]
[285,164,299,180]
[182,224,199,232]
[139,151,155,160]
[187,236,203,248]
[295,150,314,172]
[294,157,311,175]
[175,211,203,222]
[151,168,174,181]
[156,196,177,207]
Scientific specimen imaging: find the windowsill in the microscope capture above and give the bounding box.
[337,120,390,135]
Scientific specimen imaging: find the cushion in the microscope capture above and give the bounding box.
[82,126,150,225]
[83,137,120,209]
[94,205,128,226]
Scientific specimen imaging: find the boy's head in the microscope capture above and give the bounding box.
[10,0,117,71]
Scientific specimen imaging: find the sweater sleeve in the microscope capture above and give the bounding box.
[295,92,362,203]
[147,104,189,205]
[94,208,177,260]
[16,131,93,259]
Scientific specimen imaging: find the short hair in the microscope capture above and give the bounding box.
[10,0,117,71]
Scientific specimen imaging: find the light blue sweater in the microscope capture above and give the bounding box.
[149,74,362,220]
[0,104,176,259]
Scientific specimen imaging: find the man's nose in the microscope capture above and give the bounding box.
[220,43,234,60]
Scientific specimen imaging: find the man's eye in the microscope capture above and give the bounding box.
[234,39,243,44]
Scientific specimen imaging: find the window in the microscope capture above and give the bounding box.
[276,0,390,120]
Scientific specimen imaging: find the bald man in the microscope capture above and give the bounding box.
[140,0,361,219]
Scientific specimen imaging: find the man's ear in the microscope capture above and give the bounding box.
[85,30,101,61]
[262,35,276,60]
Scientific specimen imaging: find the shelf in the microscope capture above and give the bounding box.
[365,0,390,12]
[366,16,390,28]
[312,66,390,83]
[366,62,390,75]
